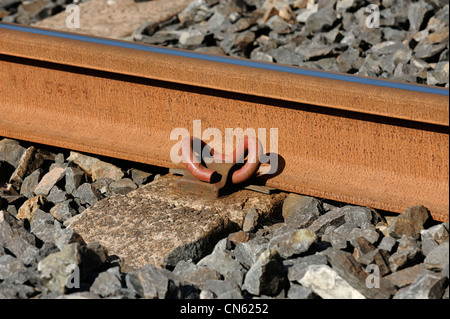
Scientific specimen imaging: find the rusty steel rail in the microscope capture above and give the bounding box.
[0,23,448,221]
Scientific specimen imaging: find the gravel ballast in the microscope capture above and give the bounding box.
[1,0,448,300]
[1,137,449,299]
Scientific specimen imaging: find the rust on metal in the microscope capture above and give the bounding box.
[180,136,218,183]
[0,24,448,221]
[177,162,235,198]
[178,136,262,197]
[180,136,263,185]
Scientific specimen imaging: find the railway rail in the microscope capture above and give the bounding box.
[0,22,448,221]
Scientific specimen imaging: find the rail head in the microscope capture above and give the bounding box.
[0,22,448,127]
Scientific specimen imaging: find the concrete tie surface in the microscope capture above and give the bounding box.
[65,174,285,270]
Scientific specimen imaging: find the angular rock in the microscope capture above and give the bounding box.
[321,228,348,250]
[0,138,26,169]
[268,228,317,259]
[424,242,449,272]
[178,0,213,25]
[47,186,68,204]
[431,61,449,85]
[67,151,124,182]
[357,249,391,276]
[109,178,137,195]
[132,20,160,41]
[179,29,205,46]
[383,27,407,41]
[414,42,447,59]
[324,247,395,299]
[9,146,36,187]
[20,169,42,199]
[392,62,419,83]
[0,254,27,281]
[65,175,284,269]
[420,223,449,245]
[55,227,85,251]
[397,235,421,251]
[201,279,243,299]
[348,226,380,246]
[389,248,424,272]
[296,3,318,23]
[369,41,405,56]
[389,205,430,239]
[197,239,244,286]
[37,243,81,294]
[16,195,47,221]
[300,264,366,299]
[73,183,103,207]
[50,200,77,223]
[54,153,65,165]
[242,208,258,232]
[352,236,376,259]
[427,67,449,86]
[358,54,383,77]
[334,222,357,238]
[234,236,268,269]
[308,205,348,236]
[90,266,123,297]
[304,7,336,33]
[91,178,113,197]
[322,203,338,213]
[15,0,56,25]
[232,30,256,51]
[129,168,153,186]
[385,263,426,288]
[394,270,448,299]
[408,0,433,32]
[266,14,292,34]
[64,166,85,195]
[337,47,360,73]
[343,206,374,228]
[421,237,439,256]
[316,57,340,72]
[125,264,179,299]
[242,249,286,296]
[282,194,321,228]
[378,236,397,253]
[295,43,340,61]
[33,166,65,196]
[173,260,221,289]
[140,29,181,45]
[336,0,356,12]
[250,49,274,62]
[0,282,36,299]
[287,283,316,299]
[30,209,58,244]
[270,45,303,65]
[287,253,328,283]
[228,230,249,245]
[0,210,37,263]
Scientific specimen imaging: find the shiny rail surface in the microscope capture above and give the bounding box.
[0,23,448,221]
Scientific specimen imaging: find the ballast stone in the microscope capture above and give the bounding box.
[65,174,285,269]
